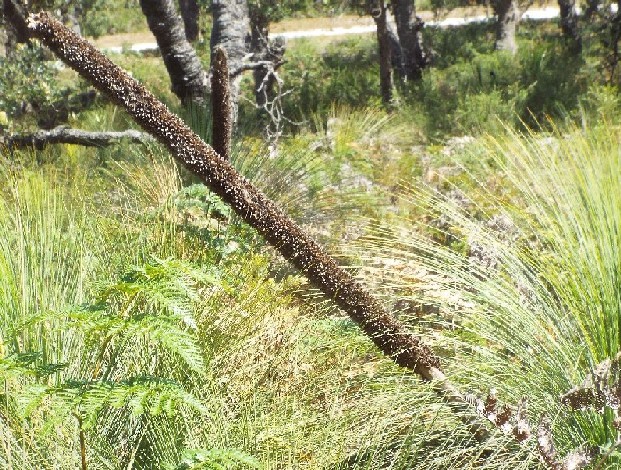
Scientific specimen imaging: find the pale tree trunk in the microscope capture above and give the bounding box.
[373,0,393,104]
[391,0,428,81]
[558,0,581,52]
[0,12,8,58]
[210,0,251,123]
[249,6,270,107]
[140,0,208,103]
[493,0,519,54]
[248,5,285,108]
[178,0,199,41]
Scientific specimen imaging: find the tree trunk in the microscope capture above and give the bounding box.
[178,0,199,41]
[140,0,207,103]
[210,0,251,123]
[584,0,599,19]
[391,0,428,81]
[493,0,518,54]
[248,5,285,108]
[3,0,29,57]
[558,0,581,52]
[373,1,393,104]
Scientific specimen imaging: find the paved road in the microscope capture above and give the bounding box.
[103,6,593,54]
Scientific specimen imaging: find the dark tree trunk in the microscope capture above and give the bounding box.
[140,0,207,103]
[558,0,582,52]
[210,0,251,122]
[493,0,518,54]
[584,0,599,19]
[373,0,393,104]
[391,0,428,81]
[3,0,29,57]
[178,0,199,41]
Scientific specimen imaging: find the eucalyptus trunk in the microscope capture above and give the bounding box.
[558,0,582,52]
[178,0,199,41]
[374,0,393,104]
[493,0,518,54]
[3,0,28,57]
[140,0,208,103]
[391,0,427,81]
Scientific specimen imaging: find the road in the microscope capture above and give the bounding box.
[101,6,595,54]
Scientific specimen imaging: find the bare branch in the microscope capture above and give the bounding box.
[229,59,285,78]
[1,126,154,150]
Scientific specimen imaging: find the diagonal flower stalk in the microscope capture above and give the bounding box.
[19,9,486,437]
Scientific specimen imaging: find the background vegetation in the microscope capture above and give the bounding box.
[3,0,621,468]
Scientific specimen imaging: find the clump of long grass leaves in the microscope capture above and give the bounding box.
[345,122,621,468]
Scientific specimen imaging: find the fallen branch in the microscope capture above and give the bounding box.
[2,126,154,150]
[17,7,489,442]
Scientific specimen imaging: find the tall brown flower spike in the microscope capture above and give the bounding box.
[25,11,445,380]
[211,46,232,161]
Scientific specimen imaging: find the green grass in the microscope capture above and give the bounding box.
[345,122,621,467]
[6,12,621,469]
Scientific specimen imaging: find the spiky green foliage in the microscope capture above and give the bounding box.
[342,122,621,467]
[171,448,260,470]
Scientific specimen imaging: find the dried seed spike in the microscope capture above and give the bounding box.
[24,11,442,378]
[211,46,231,161]
[496,404,512,427]
[484,388,498,418]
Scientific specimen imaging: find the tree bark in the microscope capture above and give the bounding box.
[210,0,251,123]
[584,0,599,19]
[2,127,154,150]
[493,0,519,54]
[373,1,393,104]
[558,0,582,52]
[391,0,428,81]
[3,0,29,57]
[178,0,199,42]
[139,0,208,103]
[248,6,285,109]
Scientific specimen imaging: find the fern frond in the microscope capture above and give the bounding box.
[171,448,261,470]
[20,376,207,431]
[0,352,66,380]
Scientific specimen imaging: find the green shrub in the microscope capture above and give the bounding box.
[0,44,61,118]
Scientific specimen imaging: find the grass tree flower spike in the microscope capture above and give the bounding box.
[24,11,448,384]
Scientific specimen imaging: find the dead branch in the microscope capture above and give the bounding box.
[229,59,285,78]
[2,126,154,150]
